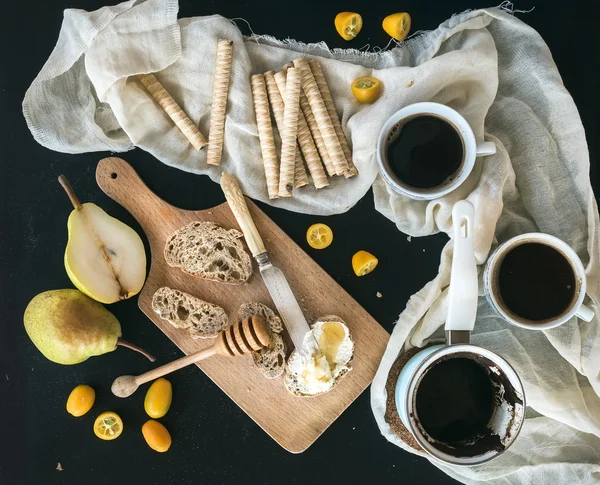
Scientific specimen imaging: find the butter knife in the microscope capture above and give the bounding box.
[220,173,313,351]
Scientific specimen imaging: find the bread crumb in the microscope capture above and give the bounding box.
[407,236,412,242]
[5,374,8,381]
[422,249,425,252]
[352,427,355,430]
[266,238,271,243]
[376,292,382,298]
[406,80,415,88]
[207,211,213,215]
[247,388,251,392]
[56,463,63,472]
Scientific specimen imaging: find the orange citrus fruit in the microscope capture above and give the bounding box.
[93,411,123,441]
[382,13,411,41]
[306,223,333,250]
[335,12,363,41]
[351,77,382,104]
[66,384,95,417]
[142,420,172,453]
[352,251,379,276]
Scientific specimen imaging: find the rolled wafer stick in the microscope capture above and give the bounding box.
[250,74,279,199]
[309,60,358,178]
[264,71,308,194]
[293,56,349,176]
[207,39,233,166]
[275,70,328,189]
[278,67,303,197]
[138,73,207,150]
[273,65,309,188]
[300,90,336,177]
[292,142,309,188]
[283,62,335,177]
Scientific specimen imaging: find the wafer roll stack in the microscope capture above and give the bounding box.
[309,60,358,177]
[207,39,233,166]
[299,90,336,177]
[282,63,336,177]
[250,74,279,199]
[264,71,308,194]
[293,57,349,176]
[275,70,328,189]
[138,73,208,150]
[281,62,336,178]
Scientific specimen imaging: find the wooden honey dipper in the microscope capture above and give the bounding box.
[111,315,271,398]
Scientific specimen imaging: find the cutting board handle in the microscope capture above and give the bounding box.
[96,157,172,237]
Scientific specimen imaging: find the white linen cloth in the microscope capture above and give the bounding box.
[23,1,600,483]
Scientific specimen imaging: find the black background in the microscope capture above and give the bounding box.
[1,1,599,484]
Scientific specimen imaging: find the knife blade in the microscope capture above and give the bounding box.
[254,253,313,351]
[220,172,314,351]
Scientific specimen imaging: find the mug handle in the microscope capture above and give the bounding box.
[476,141,496,157]
[576,304,594,322]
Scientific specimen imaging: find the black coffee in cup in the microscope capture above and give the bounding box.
[497,242,576,321]
[386,115,464,188]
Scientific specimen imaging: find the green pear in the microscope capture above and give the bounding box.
[58,175,147,304]
[24,289,155,365]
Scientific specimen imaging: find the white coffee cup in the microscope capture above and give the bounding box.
[377,102,496,200]
[483,233,594,330]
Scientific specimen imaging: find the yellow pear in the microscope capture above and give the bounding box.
[59,176,146,304]
[24,289,155,365]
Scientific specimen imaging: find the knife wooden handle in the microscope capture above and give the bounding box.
[220,172,267,257]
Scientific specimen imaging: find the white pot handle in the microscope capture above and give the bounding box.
[446,201,478,333]
[476,141,496,157]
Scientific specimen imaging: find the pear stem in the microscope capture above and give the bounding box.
[117,338,156,362]
[58,175,82,210]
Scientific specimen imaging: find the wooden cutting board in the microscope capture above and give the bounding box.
[96,157,389,453]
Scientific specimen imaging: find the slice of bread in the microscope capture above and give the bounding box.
[238,302,286,379]
[252,333,286,379]
[238,301,283,333]
[164,222,252,285]
[284,315,354,397]
[152,287,229,339]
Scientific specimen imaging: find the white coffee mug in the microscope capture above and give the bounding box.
[377,102,496,200]
[483,233,594,330]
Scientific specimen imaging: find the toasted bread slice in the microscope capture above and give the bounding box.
[164,222,252,285]
[252,333,286,379]
[238,302,286,379]
[238,301,283,333]
[152,287,228,339]
[284,315,354,397]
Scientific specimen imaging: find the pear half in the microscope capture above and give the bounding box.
[59,176,146,304]
[24,289,155,365]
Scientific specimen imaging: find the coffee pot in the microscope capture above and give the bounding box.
[395,201,525,465]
